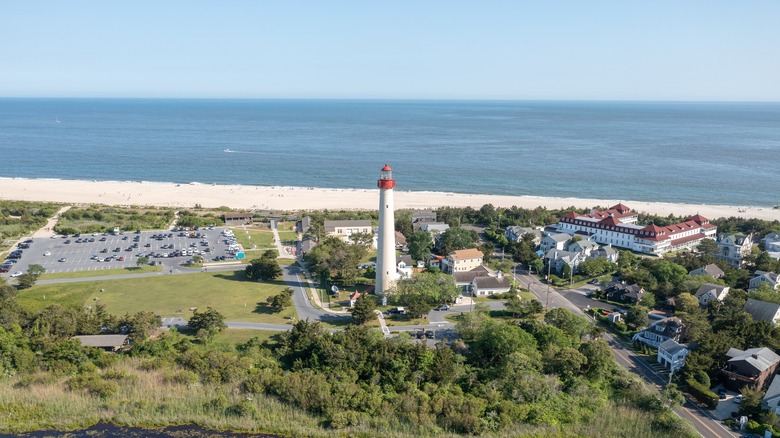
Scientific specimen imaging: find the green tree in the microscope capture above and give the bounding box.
[26,264,46,277]
[350,294,377,325]
[407,230,433,262]
[188,307,227,340]
[662,383,685,408]
[392,272,460,317]
[697,239,719,257]
[245,251,283,281]
[578,257,616,277]
[529,257,544,275]
[617,250,637,270]
[267,287,294,312]
[546,347,587,380]
[438,227,478,254]
[349,232,374,249]
[304,236,366,281]
[674,293,700,314]
[625,305,648,330]
[16,273,37,289]
[123,311,162,341]
[506,296,543,319]
[652,260,688,286]
[136,256,149,267]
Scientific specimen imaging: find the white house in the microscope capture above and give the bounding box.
[689,263,725,279]
[750,271,780,291]
[743,298,780,326]
[420,222,450,235]
[544,249,583,275]
[396,255,414,279]
[588,245,619,263]
[716,232,754,268]
[694,283,730,306]
[471,272,511,296]
[658,339,689,372]
[632,317,684,348]
[324,220,375,246]
[505,226,542,245]
[763,375,780,415]
[567,239,600,257]
[540,233,572,252]
[763,233,780,260]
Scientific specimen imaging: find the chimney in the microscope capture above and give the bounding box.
[497,271,503,279]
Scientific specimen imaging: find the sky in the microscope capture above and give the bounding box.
[2,1,779,100]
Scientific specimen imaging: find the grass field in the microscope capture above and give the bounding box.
[212,328,283,346]
[230,227,275,249]
[277,231,298,242]
[40,265,162,280]
[18,271,296,324]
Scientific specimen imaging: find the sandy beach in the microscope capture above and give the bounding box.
[0,177,777,221]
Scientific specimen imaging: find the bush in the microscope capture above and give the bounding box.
[226,400,257,418]
[204,394,229,412]
[694,370,710,388]
[685,378,718,409]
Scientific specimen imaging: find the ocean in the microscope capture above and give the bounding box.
[0,99,778,207]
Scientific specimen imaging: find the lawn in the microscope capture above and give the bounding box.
[230,227,275,249]
[40,265,162,280]
[278,231,298,242]
[212,328,283,346]
[18,271,296,324]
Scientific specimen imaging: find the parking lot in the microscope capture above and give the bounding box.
[2,227,241,278]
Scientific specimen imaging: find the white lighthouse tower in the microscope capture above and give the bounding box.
[375,164,397,295]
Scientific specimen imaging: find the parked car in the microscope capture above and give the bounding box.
[434,304,450,311]
[718,389,727,399]
[589,279,600,285]
[425,330,435,339]
[734,394,743,404]
[58,258,66,262]
[43,251,51,256]
[10,271,23,278]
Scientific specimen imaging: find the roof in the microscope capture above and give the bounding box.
[743,298,780,323]
[324,219,372,230]
[609,203,633,214]
[659,339,688,356]
[726,347,780,373]
[764,374,780,404]
[448,248,484,260]
[546,233,571,243]
[395,231,407,245]
[223,212,253,219]
[396,255,413,266]
[381,164,392,171]
[685,214,710,224]
[72,335,129,348]
[473,276,511,289]
[350,291,362,300]
[670,233,707,246]
[689,264,724,278]
[695,283,729,299]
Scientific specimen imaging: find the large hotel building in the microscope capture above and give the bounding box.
[553,204,717,255]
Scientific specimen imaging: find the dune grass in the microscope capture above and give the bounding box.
[18,271,296,324]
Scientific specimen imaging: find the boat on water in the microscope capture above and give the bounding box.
[224,148,234,153]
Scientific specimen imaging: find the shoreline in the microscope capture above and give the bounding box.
[0,177,777,221]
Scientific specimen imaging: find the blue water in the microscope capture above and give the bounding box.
[0,99,778,207]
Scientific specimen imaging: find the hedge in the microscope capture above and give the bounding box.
[685,378,719,409]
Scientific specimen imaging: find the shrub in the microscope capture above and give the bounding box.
[226,400,257,418]
[204,394,229,412]
[693,370,710,388]
[685,378,718,409]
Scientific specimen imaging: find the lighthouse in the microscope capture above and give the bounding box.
[375,164,397,294]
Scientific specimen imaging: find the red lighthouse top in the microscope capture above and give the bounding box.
[378,164,396,189]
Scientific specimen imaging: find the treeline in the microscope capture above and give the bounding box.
[0,201,60,238]
[55,207,175,234]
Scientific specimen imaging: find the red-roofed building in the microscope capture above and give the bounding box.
[554,204,716,255]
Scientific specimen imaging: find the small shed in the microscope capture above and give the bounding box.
[608,313,622,323]
[349,291,362,307]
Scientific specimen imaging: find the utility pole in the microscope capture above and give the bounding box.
[546,252,554,308]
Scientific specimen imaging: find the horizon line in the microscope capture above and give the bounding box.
[1,96,779,104]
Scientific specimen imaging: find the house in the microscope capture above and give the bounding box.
[297,216,312,234]
[749,271,780,291]
[72,334,129,352]
[420,222,450,237]
[743,298,780,325]
[324,220,374,245]
[428,255,443,269]
[471,272,511,296]
[689,263,725,279]
[396,255,414,279]
[454,266,492,292]
[588,245,619,263]
[694,283,730,306]
[721,347,780,391]
[567,239,600,257]
[222,212,254,225]
[552,204,717,255]
[349,291,362,307]
[505,226,542,245]
[763,233,780,260]
[411,210,437,231]
[716,232,754,268]
[632,317,684,348]
[543,249,583,276]
[442,248,484,274]
[540,233,571,252]
[605,281,645,304]
[299,237,317,256]
[395,231,407,250]
[658,339,689,372]
[762,375,780,414]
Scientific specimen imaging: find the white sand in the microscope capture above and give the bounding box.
[0,177,777,221]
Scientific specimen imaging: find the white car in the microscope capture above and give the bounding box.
[43,251,52,256]
[10,271,23,278]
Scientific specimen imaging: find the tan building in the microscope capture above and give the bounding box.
[324,220,373,239]
[442,248,484,274]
